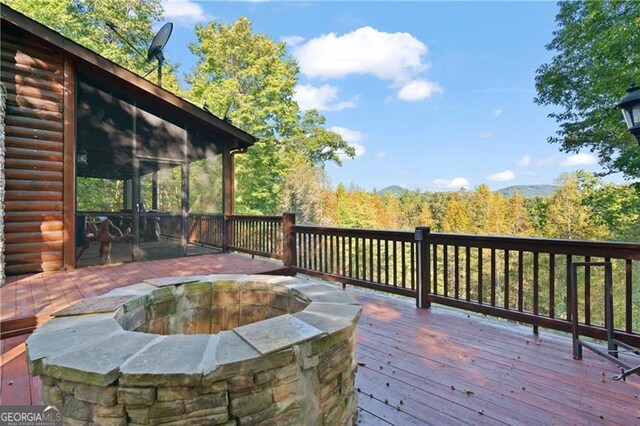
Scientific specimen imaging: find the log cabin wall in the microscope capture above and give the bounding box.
[1,27,65,275]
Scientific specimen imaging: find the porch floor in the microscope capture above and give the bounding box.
[1,256,639,425]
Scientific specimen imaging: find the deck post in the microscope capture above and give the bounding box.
[223,215,231,252]
[416,227,431,309]
[283,213,296,268]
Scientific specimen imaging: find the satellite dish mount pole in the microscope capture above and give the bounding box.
[156,51,164,87]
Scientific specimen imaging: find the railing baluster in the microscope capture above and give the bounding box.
[627,259,633,333]
[342,236,346,277]
[393,240,398,287]
[432,244,437,295]
[465,246,471,301]
[585,255,591,325]
[362,238,367,281]
[504,249,510,310]
[348,237,353,278]
[566,254,573,321]
[443,245,449,297]
[549,253,556,318]
[377,239,382,284]
[478,248,483,305]
[533,252,539,334]
[490,248,496,306]
[355,237,360,280]
[518,251,524,312]
[454,246,460,299]
[385,240,389,285]
[400,241,406,289]
[411,241,416,290]
[369,238,374,283]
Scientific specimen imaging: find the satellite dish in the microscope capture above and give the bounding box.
[104,21,173,87]
[147,23,173,63]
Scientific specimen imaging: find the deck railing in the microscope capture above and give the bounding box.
[187,214,225,247]
[288,225,418,297]
[136,211,640,347]
[421,231,640,347]
[185,214,285,259]
[225,214,284,259]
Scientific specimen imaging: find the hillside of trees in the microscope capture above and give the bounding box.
[282,171,640,243]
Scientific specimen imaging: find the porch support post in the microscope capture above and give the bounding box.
[62,58,76,269]
[416,226,431,309]
[222,147,234,252]
[222,148,234,215]
[283,213,296,268]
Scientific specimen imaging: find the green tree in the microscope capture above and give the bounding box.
[279,155,332,225]
[575,171,640,241]
[186,17,352,214]
[3,0,183,94]
[534,1,640,178]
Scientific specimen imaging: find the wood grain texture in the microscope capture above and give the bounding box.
[1,27,65,275]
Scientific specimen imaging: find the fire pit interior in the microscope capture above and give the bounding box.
[26,275,361,425]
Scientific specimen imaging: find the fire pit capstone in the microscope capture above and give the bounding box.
[26,274,361,425]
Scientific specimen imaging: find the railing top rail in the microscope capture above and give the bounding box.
[430,232,640,259]
[188,212,224,217]
[226,214,283,222]
[292,225,414,242]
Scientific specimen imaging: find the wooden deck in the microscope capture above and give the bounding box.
[0,253,289,324]
[1,257,640,425]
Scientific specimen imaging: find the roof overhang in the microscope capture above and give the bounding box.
[0,4,256,151]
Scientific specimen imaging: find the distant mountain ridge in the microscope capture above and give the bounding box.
[378,185,405,195]
[376,184,556,198]
[496,185,556,198]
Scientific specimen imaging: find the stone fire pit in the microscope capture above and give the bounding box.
[26,275,361,425]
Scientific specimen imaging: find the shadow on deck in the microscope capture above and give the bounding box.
[1,256,639,425]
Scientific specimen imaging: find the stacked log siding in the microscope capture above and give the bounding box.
[1,83,6,284]
[1,29,65,274]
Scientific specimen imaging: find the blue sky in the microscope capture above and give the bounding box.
[160,1,628,192]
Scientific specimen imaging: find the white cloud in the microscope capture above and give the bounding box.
[434,177,470,189]
[330,126,365,159]
[349,143,366,158]
[293,84,357,111]
[329,126,363,144]
[493,108,503,118]
[487,170,516,182]
[281,35,305,47]
[376,151,386,158]
[562,153,598,167]
[397,79,443,101]
[292,26,441,101]
[515,155,557,166]
[162,0,208,25]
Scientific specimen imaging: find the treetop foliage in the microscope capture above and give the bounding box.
[535,1,640,178]
[307,172,640,243]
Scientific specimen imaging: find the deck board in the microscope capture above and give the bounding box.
[1,257,640,425]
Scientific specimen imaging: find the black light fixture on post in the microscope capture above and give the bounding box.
[615,83,640,146]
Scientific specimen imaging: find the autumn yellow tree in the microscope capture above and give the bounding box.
[443,192,473,233]
[544,176,608,240]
